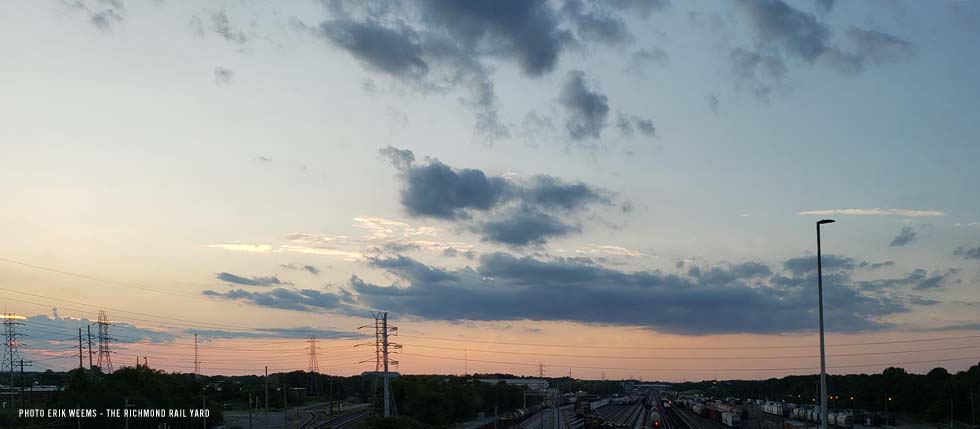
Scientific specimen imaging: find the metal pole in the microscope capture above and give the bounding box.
[971,389,975,425]
[203,389,207,429]
[265,366,269,412]
[124,397,129,429]
[816,220,832,429]
[78,328,84,369]
[86,325,93,370]
[383,312,390,417]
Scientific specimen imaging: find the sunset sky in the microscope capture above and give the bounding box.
[2,0,979,382]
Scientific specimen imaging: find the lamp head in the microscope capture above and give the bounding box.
[817,219,836,225]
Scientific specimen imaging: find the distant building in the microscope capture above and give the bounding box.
[476,378,549,391]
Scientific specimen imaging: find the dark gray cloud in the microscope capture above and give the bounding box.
[729,46,787,102]
[477,207,579,246]
[521,174,611,210]
[563,0,633,46]
[382,147,614,245]
[858,268,961,291]
[202,287,352,313]
[281,264,320,275]
[216,272,287,287]
[22,314,175,351]
[889,226,917,247]
[734,0,830,62]
[846,27,913,65]
[200,252,926,335]
[64,0,124,31]
[814,0,835,13]
[208,10,247,44]
[727,1,912,101]
[418,0,571,77]
[316,3,510,139]
[319,18,427,79]
[782,254,856,276]
[625,46,670,75]
[393,157,511,220]
[859,260,895,270]
[608,0,671,18]
[442,247,477,259]
[954,245,980,260]
[560,70,610,140]
[616,113,657,138]
[314,0,665,142]
[190,327,364,340]
[213,67,234,84]
[91,8,123,30]
[707,93,720,114]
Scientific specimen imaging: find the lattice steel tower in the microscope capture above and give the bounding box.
[95,310,113,373]
[2,314,26,394]
[307,336,319,395]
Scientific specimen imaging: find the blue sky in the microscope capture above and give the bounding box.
[1,0,979,378]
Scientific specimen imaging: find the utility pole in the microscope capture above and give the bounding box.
[193,333,200,377]
[329,375,334,415]
[202,389,207,429]
[124,397,129,429]
[264,366,269,412]
[87,325,93,370]
[970,389,975,425]
[78,328,84,369]
[282,386,288,429]
[19,359,32,406]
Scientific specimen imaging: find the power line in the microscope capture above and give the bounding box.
[398,343,980,360]
[399,352,980,373]
[0,290,361,336]
[398,333,980,351]
[0,258,201,299]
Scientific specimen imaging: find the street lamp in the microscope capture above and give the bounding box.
[817,219,836,429]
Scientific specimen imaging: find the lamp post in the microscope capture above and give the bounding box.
[817,219,836,429]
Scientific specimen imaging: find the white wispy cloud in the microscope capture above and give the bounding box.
[576,245,654,258]
[206,216,468,261]
[799,208,944,217]
[205,243,272,253]
[279,245,364,261]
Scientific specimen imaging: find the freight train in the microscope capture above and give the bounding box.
[681,399,743,428]
[788,407,854,427]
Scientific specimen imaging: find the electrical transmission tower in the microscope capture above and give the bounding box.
[2,313,28,399]
[538,363,546,378]
[358,312,401,417]
[307,336,319,396]
[95,310,113,373]
[193,333,200,377]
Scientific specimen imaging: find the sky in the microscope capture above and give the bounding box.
[1,0,979,382]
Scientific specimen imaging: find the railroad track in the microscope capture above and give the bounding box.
[298,409,372,429]
[673,406,726,429]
